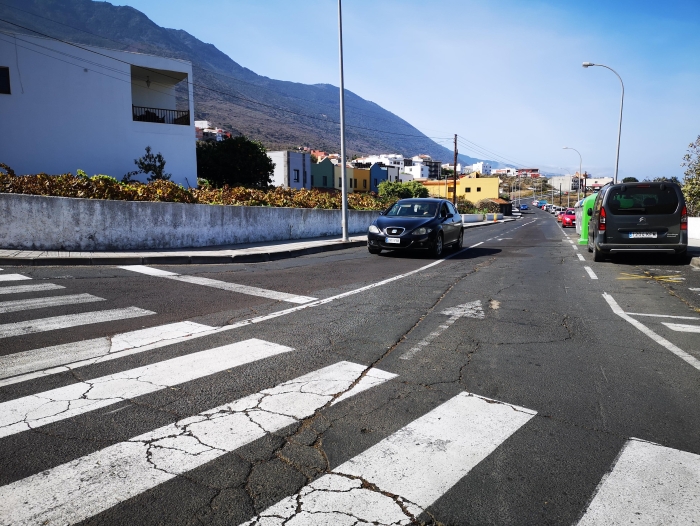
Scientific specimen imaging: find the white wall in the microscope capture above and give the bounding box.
[688,217,700,241]
[0,32,196,187]
[0,194,379,250]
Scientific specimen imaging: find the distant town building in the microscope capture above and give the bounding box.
[411,155,441,179]
[548,175,580,193]
[516,168,540,178]
[268,150,312,190]
[493,168,518,177]
[310,157,335,189]
[420,176,500,200]
[465,162,492,176]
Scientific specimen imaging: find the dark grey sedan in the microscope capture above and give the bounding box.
[367,198,463,257]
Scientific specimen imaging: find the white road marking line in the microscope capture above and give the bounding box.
[0,338,293,439]
[0,274,31,282]
[662,322,700,333]
[0,321,214,387]
[0,283,65,295]
[603,293,700,372]
[584,266,598,280]
[242,392,536,525]
[577,439,700,525]
[402,301,485,360]
[0,307,155,339]
[626,312,700,320]
[0,361,396,526]
[577,253,585,261]
[120,265,317,304]
[0,293,105,314]
[690,288,700,292]
[0,243,475,361]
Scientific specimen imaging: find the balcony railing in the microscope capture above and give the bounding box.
[132,105,190,126]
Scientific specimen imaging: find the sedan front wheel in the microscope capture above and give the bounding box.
[453,229,464,250]
[430,233,444,258]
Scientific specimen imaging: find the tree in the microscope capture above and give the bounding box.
[652,176,681,184]
[196,135,274,188]
[123,146,171,182]
[682,135,700,216]
[622,177,638,183]
[377,180,429,199]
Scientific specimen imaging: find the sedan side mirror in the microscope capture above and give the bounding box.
[587,208,592,217]
[446,213,454,219]
[379,211,384,215]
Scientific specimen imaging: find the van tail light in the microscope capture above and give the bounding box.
[681,206,687,231]
[599,207,606,231]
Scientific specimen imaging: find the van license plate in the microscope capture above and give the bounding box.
[385,237,401,244]
[629,232,656,239]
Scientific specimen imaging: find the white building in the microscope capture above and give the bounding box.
[355,154,407,170]
[466,162,492,175]
[403,163,430,180]
[0,32,196,186]
[268,151,312,190]
[441,162,465,174]
[548,175,580,193]
[493,168,517,177]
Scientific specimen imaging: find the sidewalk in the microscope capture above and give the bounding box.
[0,218,515,266]
[690,238,700,269]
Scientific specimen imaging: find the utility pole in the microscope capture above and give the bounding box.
[337,0,349,241]
[452,134,458,205]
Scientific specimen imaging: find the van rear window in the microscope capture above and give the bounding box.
[607,187,679,215]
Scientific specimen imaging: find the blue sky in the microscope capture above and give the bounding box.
[112,0,700,178]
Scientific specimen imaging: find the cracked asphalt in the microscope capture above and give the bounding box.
[0,210,698,525]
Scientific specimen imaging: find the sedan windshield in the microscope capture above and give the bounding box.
[386,201,438,217]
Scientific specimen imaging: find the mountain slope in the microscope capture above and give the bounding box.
[0,0,492,165]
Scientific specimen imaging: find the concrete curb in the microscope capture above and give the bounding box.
[691,257,700,269]
[0,217,515,267]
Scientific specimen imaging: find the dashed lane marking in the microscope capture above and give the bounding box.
[0,274,32,282]
[0,283,65,295]
[0,293,104,314]
[242,393,536,525]
[584,266,598,280]
[577,439,700,525]
[0,361,396,526]
[0,307,155,339]
[0,338,293,439]
[662,322,700,333]
[603,293,700,372]
[577,254,585,261]
[0,321,214,387]
[120,265,317,304]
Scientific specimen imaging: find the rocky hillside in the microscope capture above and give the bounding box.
[0,0,492,165]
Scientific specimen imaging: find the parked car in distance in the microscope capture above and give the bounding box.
[520,204,529,210]
[561,208,576,228]
[367,198,464,257]
[587,182,688,261]
[556,209,565,222]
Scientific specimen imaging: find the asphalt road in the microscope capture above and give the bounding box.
[0,211,698,525]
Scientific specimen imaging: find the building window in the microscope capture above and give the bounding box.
[477,187,481,192]
[293,169,300,182]
[0,67,10,95]
[354,179,358,188]
[374,178,378,187]
[338,178,341,187]
[465,188,471,193]
[322,176,327,186]
[448,187,454,193]
[363,179,367,189]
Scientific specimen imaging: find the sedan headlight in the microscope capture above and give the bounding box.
[411,227,432,235]
[368,225,380,234]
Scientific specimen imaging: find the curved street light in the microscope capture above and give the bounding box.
[583,62,624,184]
[563,146,582,202]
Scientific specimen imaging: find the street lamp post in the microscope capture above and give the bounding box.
[583,62,624,184]
[338,0,349,241]
[563,146,582,203]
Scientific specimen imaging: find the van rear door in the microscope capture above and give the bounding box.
[603,184,682,245]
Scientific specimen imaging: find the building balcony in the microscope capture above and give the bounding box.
[132,105,190,126]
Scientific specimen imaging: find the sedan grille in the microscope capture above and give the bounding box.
[385,227,405,236]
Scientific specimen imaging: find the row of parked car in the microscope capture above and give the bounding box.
[534,203,577,228]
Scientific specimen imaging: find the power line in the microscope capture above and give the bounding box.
[0,16,452,141]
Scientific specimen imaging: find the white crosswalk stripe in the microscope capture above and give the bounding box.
[0,293,104,314]
[577,439,700,525]
[0,273,32,282]
[0,361,397,526]
[0,321,214,387]
[0,307,155,338]
[662,322,700,333]
[242,392,536,525]
[120,265,317,304]
[0,283,65,295]
[0,338,294,439]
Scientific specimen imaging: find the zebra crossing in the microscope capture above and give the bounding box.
[0,268,699,525]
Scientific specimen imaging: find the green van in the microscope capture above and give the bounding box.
[587,182,688,262]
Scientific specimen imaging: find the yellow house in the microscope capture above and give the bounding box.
[352,167,371,193]
[421,176,500,201]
